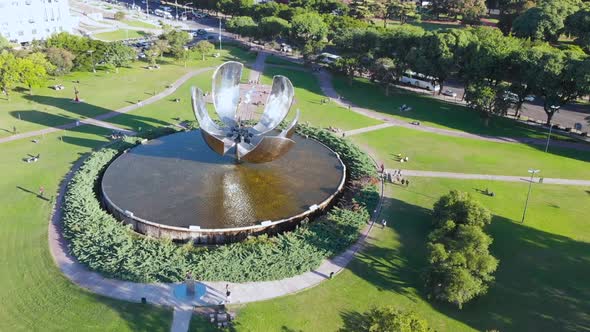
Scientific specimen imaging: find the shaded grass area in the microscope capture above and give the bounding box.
[264,54,301,67]
[261,67,382,131]
[0,125,173,331]
[0,46,254,138]
[233,179,590,332]
[333,75,558,139]
[350,126,590,179]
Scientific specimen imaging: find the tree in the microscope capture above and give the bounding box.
[426,191,498,309]
[114,11,126,21]
[0,35,10,51]
[334,56,360,85]
[460,0,488,24]
[19,53,52,95]
[323,15,368,42]
[426,224,498,309]
[46,47,76,76]
[146,45,161,67]
[102,42,136,72]
[226,16,258,38]
[565,9,590,51]
[259,16,291,40]
[523,46,590,124]
[339,306,433,332]
[387,1,417,25]
[0,51,20,100]
[251,1,282,20]
[290,12,328,59]
[370,57,397,96]
[193,40,215,60]
[512,1,582,42]
[432,190,492,228]
[161,30,191,58]
[497,0,536,35]
[465,82,511,124]
[154,39,170,62]
[349,0,375,19]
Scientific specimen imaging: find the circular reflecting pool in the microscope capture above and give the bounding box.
[101,130,345,230]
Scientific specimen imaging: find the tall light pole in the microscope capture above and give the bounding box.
[521,169,540,224]
[545,105,559,153]
[146,0,149,18]
[175,0,179,20]
[218,18,222,50]
[87,50,95,73]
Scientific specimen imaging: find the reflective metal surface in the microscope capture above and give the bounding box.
[192,61,299,163]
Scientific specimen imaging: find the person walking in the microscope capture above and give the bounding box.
[225,284,231,303]
[38,186,45,198]
[380,163,385,173]
[381,219,387,228]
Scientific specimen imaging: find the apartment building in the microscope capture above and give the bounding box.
[0,0,75,44]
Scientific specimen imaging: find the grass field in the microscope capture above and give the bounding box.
[93,29,149,41]
[264,55,301,67]
[231,179,590,332]
[333,76,558,139]
[0,46,255,138]
[0,125,173,331]
[350,126,590,179]
[261,67,382,131]
[122,20,158,29]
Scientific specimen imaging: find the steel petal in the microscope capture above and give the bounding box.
[212,61,242,127]
[238,136,295,163]
[251,75,294,136]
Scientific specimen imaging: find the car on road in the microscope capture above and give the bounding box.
[442,89,457,98]
[196,29,207,35]
[524,95,535,102]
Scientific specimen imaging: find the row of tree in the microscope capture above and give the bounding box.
[425,190,498,309]
[331,25,590,124]
[0,51,53,99]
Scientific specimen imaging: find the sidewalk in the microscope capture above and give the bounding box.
[386,169,590,186]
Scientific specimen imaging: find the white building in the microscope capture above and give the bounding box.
[0,0,75,44]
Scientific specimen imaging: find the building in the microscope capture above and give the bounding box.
[0,0,75,44]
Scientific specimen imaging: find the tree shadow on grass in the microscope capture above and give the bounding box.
[99,297,173,332]
[345,195,590,332]
[10,95,173,144]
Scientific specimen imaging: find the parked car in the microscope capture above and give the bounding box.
[502,91,519,103]
[196,29,207,35]
[442,89,457,98]
[524,95,535,102]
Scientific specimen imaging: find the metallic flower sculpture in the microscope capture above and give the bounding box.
[191,61,299,163]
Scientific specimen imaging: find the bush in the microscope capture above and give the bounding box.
[114,11,126,21]
[62,127,378,283]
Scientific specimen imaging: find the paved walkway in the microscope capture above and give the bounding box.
[49,149,383,331]
[386,169,590,186]
[315,70,590,152]
[0,67,215,144]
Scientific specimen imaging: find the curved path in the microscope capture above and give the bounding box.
[315,70,590,152]
[49,149,383,330]
[0,67,215,145]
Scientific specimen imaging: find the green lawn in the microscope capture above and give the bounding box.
[0,125,173,331]
[350,126,590,179]
[333,76,559,139]
[93,29,149,41]
[122,20,158,29]
[0,46,255,138]
[232,179,590,332]
[261,67,382,131]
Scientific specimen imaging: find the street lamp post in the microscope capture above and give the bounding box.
[87,50,95,73]
[175,0,178,20]
[545,105,559,153]
[218,18,222,50]
[521,169,540,224]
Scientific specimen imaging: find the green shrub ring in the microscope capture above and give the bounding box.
[62,125,378,283]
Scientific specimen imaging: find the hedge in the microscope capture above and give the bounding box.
[62,127,379,283]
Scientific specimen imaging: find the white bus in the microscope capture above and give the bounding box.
[154,9,173,19]
[400,70,440,92]
[318,53,341,65]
